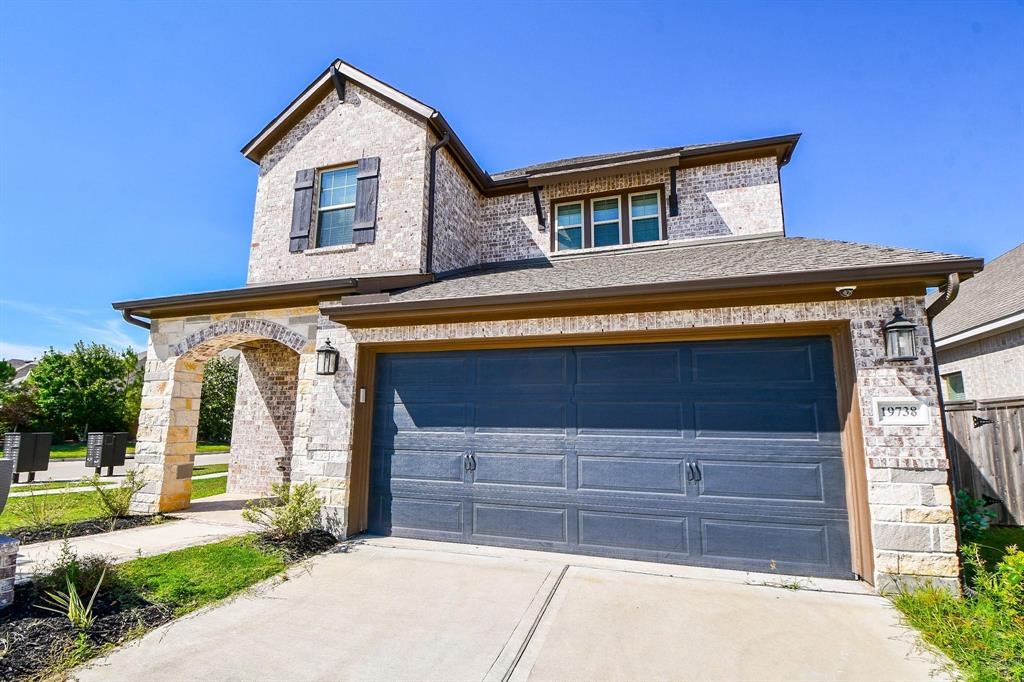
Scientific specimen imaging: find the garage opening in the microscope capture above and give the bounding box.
[366,336,853,579]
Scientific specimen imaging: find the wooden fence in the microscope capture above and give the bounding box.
[944,397,1023,526]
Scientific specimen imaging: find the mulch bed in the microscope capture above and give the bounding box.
[0,585,173,680]
[0,529,338,680]
[8,515,169,545]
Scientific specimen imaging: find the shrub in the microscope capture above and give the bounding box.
[956,489,997,542]
[893,543,1024,681]
[11,489,69,531]
[242,481,322,539]
[85,469,147,530]
[36,539,116,598]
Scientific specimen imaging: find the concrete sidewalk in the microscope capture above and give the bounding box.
[15,493,257,583]
[9,472,228,498]
[72,537,951,682]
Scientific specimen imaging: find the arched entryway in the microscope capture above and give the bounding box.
[132,318,312,513]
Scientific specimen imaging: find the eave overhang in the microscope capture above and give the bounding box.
[113,272,433,319]
[323,258,983,329]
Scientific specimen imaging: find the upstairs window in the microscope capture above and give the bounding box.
[316,166,358,247]
[591,196,621,247]
[555,202,584,251]
[942,372,966,401]
[629,192,662,243]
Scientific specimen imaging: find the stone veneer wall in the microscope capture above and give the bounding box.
[294,294,958,591]
[247,85,430,285]
[228,340,301,493]
[429,144,482,272]
[936,325,1024,400]
[132,309,317,513]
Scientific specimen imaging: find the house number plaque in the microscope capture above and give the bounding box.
[873,397,929,426]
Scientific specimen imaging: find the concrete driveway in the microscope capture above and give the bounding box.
[73,538,949,682]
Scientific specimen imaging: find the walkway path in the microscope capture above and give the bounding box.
[15,492,258,583]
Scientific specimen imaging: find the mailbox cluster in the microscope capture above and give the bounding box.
[3,432,52,483]
[85,432,130,476]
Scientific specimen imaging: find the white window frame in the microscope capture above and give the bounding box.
[590,195,622,248]
[316,165,358,247]
[554,200,585,251]
[628,190,663,243]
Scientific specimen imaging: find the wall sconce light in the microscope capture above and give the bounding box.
[316,339,340,375]
[883,306,917,361]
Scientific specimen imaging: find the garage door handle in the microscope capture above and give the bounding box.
[693,462,702,482]
[686,463,695,482]
[469,454,477,471]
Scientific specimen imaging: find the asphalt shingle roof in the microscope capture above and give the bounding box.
[490,143,730,180]
[389,237,974,304]
[930,242,1024,340]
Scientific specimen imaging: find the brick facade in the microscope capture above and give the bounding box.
[936,325,1024,400]
[247,85,430,284]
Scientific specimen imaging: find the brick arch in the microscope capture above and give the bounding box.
[172,318,308,361]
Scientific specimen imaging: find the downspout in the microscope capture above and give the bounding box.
[425,131,451,274]
[924,272,965,587]
[122,309,151,330]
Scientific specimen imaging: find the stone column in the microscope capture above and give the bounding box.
[0,536,17,609]
[131,354,202,514]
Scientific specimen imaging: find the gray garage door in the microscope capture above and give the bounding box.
[368,337,853,579]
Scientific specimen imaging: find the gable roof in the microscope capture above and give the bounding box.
[931,242,1024,341]
[324,236,982,325]
[240,60,799,196]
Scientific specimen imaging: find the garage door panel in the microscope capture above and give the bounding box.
[385,449,466,483]
[474,401,568,434]
[369,337,853,579]
[472,503,567,542]
[477,351,569,386]
[576,347,682,385]
[388,401,468,433]
[577,456,686,494]
[385,355,470,386]
[701,517,829,564]
[696,459,825,502]
[472,453,567,488]
[389,497,464,534]
[577,401,684,436]
[578,510,689,553]
[694,401,821,440]
[692,346,815,384]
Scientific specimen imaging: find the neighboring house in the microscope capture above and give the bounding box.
[7,359,37,385]
[113,60,983,592]
[931,243,1024,401]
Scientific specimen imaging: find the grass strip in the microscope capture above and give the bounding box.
[114,535,287,616]
[11,480,114,493]
[6,442,231,460]
[192,463,229,476]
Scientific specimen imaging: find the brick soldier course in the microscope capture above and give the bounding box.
[115,59,983,592]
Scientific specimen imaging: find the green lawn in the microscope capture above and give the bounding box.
[33,442,231,460]
[12,480,114,493]
[114,535,286,616]
[892,525,1024,682]
[0,472,228,532]
[192,463,229,476]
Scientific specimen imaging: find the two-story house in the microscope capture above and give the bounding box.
[114,60,982,592]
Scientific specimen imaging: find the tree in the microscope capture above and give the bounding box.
[29,343,138,441]
[0,360,15,385]
[198,355,238,443]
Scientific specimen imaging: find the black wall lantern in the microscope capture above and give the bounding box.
[883,306,917,360]
[316,339,340,375]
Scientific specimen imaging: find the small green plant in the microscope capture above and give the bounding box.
[242,481,323,539]
[10,489,69,531]
[956,489,997,542]
[36,567,106,630]
[85,469,147,530]
[36,539,115,596]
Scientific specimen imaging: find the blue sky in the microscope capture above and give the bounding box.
[1,1,1021,359]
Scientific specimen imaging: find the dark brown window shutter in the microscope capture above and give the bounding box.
[289,168,315,252]
[352,157,380,244]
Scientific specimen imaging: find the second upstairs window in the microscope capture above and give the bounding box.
[316,166,358,247]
